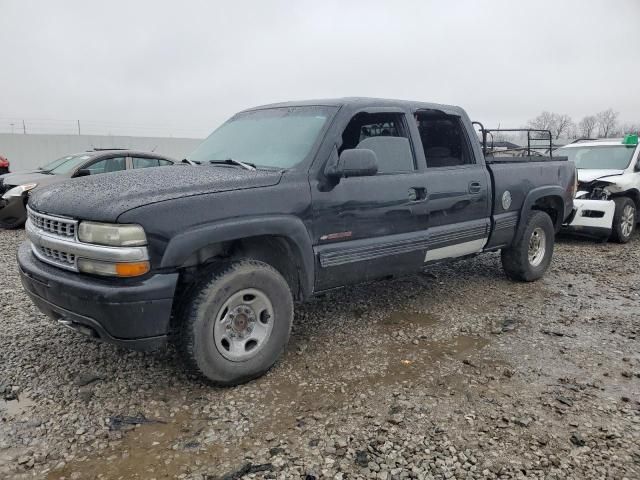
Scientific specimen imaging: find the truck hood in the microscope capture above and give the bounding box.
[29,165,283,222]
[577,169,625,184]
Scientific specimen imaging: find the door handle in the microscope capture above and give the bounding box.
[469,182,482,194]
[408,187,427,201]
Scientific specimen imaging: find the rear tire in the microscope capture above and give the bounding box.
[501,211,555,282]
[177,260,293,386]
[610,197,635,243]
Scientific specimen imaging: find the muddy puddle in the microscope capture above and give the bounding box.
[0,395,35,418]
[49,412,226,480]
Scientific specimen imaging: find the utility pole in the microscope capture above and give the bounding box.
[77,120,81,135]
[22,120,26,134]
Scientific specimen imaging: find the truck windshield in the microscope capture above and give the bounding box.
[40,154,93,175]
[558,145,636,170]
[188,106,335,169]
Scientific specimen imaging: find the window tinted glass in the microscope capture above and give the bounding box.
[417,113,474,168]
[558,146,635,170]
[340,112,415,173]
[132,157,160,169]
[158,159,173,166]
[85,157,126,175]
[188,106,335,169]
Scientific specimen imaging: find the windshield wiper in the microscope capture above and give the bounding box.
[208,158,256,171]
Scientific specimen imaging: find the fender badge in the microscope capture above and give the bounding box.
[502,191,512,210]
[320,231,352,241]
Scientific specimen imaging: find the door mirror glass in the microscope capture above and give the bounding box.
[331,149,379,178]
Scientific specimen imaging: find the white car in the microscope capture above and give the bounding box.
[559,135,640,242]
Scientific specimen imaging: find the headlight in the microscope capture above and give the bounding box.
[1,183,37,200]
[78,221,147,247]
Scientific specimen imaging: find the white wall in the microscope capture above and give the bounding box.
[0,133,203,171]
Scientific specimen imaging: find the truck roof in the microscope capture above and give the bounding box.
[560,139,629,148]
[243,97,467,117]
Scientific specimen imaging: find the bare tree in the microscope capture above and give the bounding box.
[596,109,619,138]
[578,115,597,138]
[527,111,555,132]
[553,114,574,140]
[527,111,574,140]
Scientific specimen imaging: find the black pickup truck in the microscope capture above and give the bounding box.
[18,98,576,385]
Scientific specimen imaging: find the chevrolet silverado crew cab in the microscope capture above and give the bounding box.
[559,134,640,242]
[19,98,576,386]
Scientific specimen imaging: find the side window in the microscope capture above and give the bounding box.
[416,112,474,168]
[132,157,160,169]
[340,112,415,174]
[85,157,126,175]
[158,159,173,166]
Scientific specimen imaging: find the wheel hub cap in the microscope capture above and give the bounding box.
[621,205,635,238]
[528,227,546,267]
[214,288,274,361]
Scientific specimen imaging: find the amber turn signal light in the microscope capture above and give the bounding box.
[115,261,150,277]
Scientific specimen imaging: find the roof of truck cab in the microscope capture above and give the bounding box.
[242,97,467,116]
[559,139,629,148]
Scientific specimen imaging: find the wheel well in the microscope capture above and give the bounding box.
[531,195,563,232]
[177,235,305,301]
[612,190,640,211]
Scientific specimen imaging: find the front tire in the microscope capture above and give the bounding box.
[501,211,555,282]
[177,260,293,386]
[610,197,635,243]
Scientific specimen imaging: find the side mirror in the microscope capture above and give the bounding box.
[635,162,640,172]
[329,149,378,178]
[75,169,91,177]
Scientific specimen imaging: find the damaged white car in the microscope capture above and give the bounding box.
[559,134,640,242]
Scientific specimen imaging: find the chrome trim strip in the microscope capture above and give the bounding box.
[26,220,149,267]
[424,238,487,262]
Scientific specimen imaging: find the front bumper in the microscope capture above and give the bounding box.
[0,195,27,227]
[18,241,179,350]
[563,198,615,237]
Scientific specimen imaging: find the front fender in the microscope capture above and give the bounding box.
[160,215,315,297]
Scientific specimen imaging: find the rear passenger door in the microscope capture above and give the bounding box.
[312,109,430,290]
[414,110,491,261]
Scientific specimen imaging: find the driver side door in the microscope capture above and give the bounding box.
[311,110,430,290]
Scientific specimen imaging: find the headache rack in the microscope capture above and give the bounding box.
[472,123,563,162]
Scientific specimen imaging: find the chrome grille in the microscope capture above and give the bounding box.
[27,207,77,238]
[38,246,76,266]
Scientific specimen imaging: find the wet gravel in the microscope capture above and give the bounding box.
[1,229,639,479]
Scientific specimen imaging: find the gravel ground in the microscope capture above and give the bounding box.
[1,229,639,480]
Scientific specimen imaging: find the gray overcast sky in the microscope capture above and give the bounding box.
[1,0,639,137]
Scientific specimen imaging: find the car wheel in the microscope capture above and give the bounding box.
[501,210,555,282]
[610,197,635,243]
[177,260,293,386]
